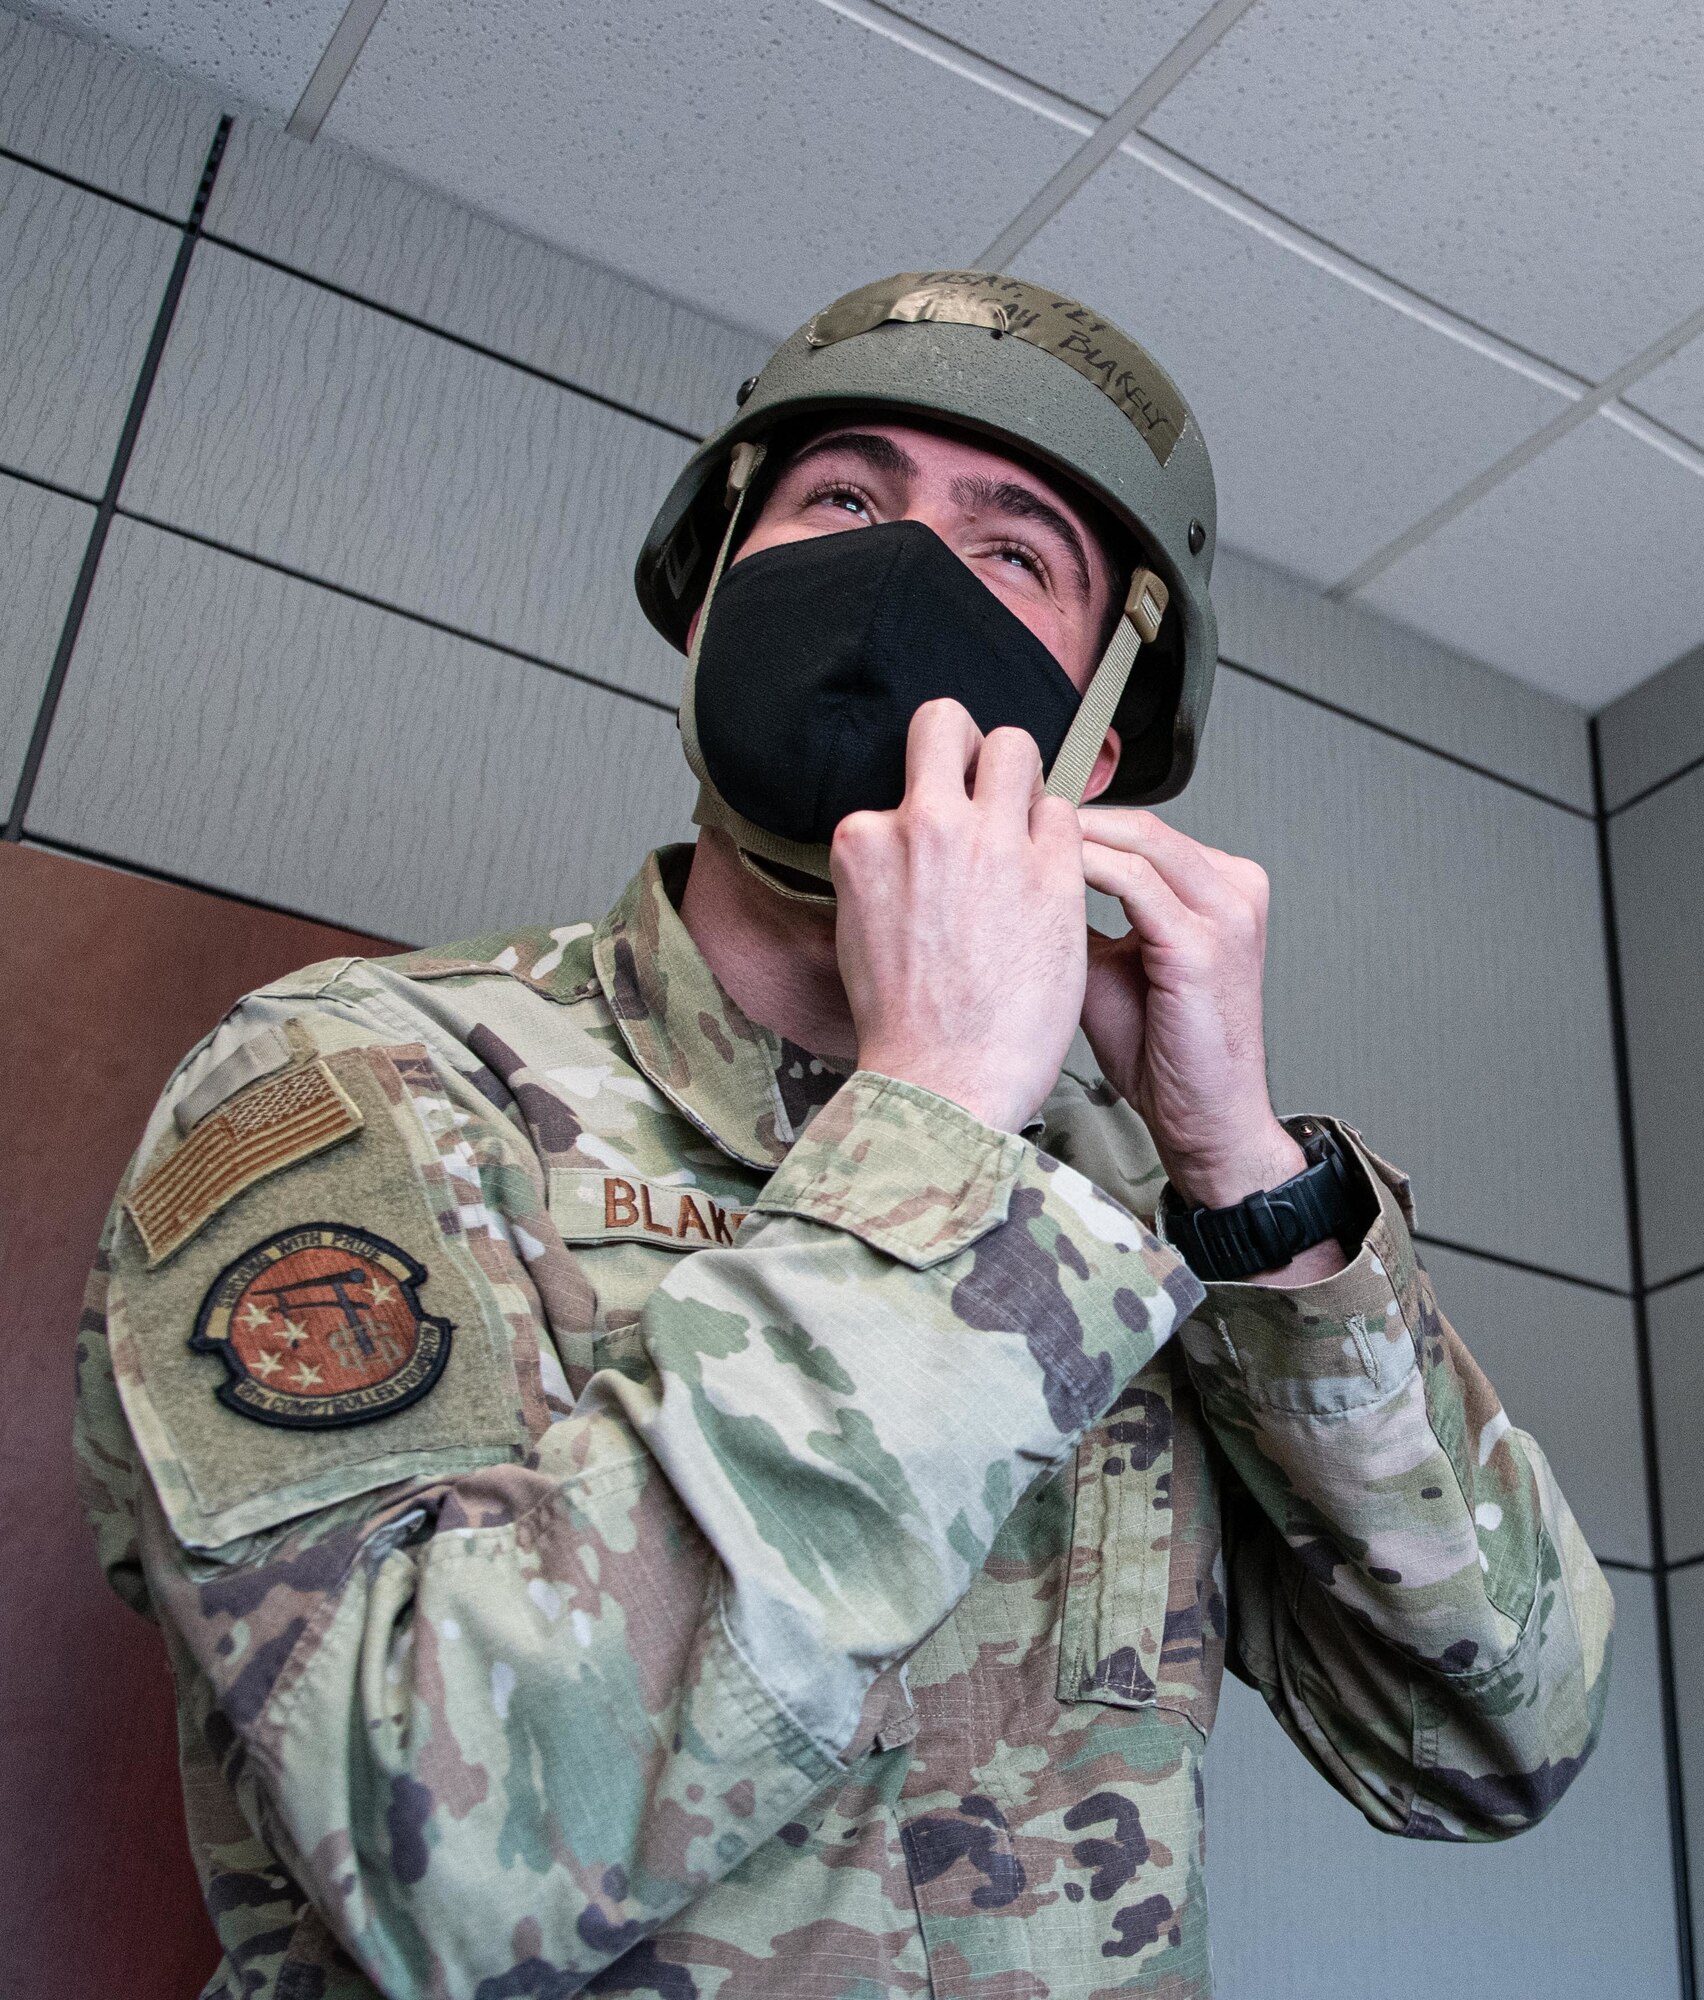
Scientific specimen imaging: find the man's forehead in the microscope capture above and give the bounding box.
[790,416,1054,485]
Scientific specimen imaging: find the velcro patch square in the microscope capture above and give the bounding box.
[125,1060,364,1267]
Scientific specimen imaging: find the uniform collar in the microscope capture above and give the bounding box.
[593,846,832,1171]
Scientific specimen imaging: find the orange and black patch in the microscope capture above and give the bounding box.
[191,1225,451,1429]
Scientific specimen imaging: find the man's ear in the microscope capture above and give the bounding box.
[1080,726,1122,803]
[683,604,701,655]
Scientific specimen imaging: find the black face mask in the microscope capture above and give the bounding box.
[691,520,1085,847]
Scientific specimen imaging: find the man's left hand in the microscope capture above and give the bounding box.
[1076,808,1310,1218]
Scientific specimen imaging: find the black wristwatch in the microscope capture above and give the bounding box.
[1159,1124,1368,1282]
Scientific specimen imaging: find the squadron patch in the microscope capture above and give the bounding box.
[191,1225,452,1429]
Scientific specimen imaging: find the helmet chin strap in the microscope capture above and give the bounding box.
[681,439,845,903]
[1043,565,1169,806]
[680,445,1169,903]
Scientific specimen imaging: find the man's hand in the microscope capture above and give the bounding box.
[1077,809,1306,1211]
[832,700,1086,1132]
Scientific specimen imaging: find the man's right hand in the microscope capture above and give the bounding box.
[830,698,1087,1133]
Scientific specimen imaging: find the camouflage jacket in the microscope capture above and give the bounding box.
[75,846,1613,2000]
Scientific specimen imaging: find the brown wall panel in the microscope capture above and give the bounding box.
[0,843,395,2000]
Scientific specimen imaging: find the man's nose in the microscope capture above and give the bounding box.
[894,501,973,567]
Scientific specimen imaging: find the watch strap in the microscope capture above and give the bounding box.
[1161,1127,1363,1282]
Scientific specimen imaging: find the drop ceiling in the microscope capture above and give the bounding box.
[12,0,1704,708]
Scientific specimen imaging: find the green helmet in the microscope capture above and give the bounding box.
[635,272,1218,872]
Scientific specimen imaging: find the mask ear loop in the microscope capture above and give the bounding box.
[1044,566,1169,806]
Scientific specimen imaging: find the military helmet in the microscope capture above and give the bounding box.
[637,272,1218,820]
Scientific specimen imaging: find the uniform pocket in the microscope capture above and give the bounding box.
[1056,1353,1177,1707]
[1057,1344,1226,1730]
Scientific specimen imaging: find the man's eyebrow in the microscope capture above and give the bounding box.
[782,430,921,483]
[951,474,1092,596]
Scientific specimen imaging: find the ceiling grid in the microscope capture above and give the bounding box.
[12,0,1703,707]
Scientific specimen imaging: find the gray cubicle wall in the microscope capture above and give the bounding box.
[1601,643,1704,1977]
[0,10,1679,1993]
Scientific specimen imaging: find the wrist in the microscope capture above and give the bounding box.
[855,1052,1025,1134]
[1160,1120,1362,1286]
[1162,1117,1305,1210]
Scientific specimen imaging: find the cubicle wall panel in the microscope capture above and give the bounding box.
[0,470,93,808]
[1649,1273,1704,1566]
[27,518,697,944]
[1145,668,1627,1287]
[1670,1563,1704,1963]
[124,243,694,707]
[1597,641,1704,812]
[1204,1571,1676,2000]
[206,121,770,441]
[7,0,347,128]
[0,8,218,218]
[1212,546,1594,812]
[1609,763,1704,1287]
[1415,1244,1646,1568]
[0,155,179,495]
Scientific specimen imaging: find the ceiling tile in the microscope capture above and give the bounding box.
[318,0,1078,340]
[9,0,347,120]
[1146,0,1704,380]
[1358,416,1704,707]
[1625,330,1704,453]
[898,0,1210,115]
[1018,150,1566,586]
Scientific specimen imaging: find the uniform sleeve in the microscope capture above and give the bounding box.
[1166,1121,1614,1841]
[89,1019,1203,1997]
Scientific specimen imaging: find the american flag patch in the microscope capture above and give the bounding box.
[125,1060,364,1268]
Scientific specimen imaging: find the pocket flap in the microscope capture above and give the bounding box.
[1057,1359,1176,1708]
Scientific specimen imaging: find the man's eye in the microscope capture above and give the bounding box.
[995,542,1044,579]
[805,482,871,518]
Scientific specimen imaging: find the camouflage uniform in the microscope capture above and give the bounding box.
[76,845,1613,2000]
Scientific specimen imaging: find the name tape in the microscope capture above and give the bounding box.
[549,1171,750,1250]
